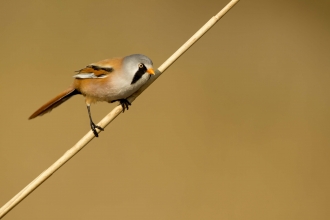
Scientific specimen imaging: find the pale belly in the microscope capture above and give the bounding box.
[81,74,149,102]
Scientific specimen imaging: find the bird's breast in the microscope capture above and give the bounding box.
[74,72,149,102]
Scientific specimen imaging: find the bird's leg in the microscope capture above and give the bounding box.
[110,99,131,113]
[87,105,104,137]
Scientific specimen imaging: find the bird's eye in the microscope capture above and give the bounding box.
[138,63,144,69]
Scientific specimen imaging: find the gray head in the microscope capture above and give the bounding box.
[122,54,155,84]
[123,54,153,69]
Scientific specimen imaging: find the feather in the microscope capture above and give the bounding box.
[29,88,81,119]
[74,64,114,79]
[73,73,107,79]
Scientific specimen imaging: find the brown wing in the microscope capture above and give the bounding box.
[76,65,113,76]
[74,57,123,79]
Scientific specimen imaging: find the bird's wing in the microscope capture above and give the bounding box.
[73,57,123,79]
[73,64,113,79]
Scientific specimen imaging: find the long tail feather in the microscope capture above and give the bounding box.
[29,87,81,119]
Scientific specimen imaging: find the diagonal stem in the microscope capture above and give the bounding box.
[0,0,240,218]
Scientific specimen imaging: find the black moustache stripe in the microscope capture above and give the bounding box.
[131,65,147,85]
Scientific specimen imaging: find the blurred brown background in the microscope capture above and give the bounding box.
[1,0,329,219]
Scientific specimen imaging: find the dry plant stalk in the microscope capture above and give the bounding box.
[0,0,240,218]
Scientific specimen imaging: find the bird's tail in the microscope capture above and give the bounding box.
[29,87,81,119]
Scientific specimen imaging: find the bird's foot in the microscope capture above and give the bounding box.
[90,122,104,137]
[111,99,131,112]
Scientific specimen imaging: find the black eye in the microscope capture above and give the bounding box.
[138,63,144,69]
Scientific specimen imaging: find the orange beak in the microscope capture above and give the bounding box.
[147,68,155,75]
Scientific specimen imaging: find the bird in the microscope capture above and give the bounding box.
[29,54,155,137]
